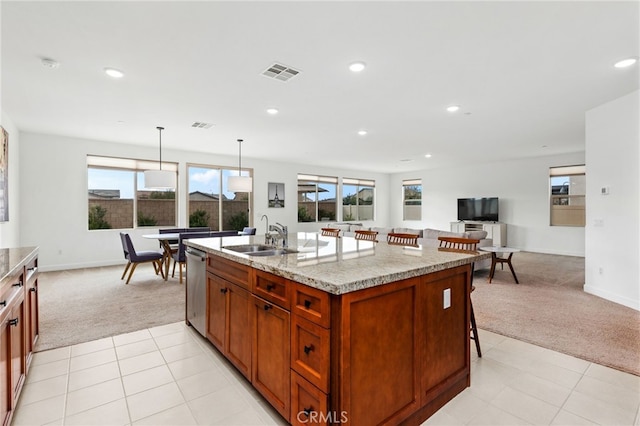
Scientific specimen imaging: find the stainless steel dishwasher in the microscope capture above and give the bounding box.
[186,246,207,336]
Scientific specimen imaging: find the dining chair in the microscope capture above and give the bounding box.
[387,232,419,246]
[159,228,186,253]
[354,229,379,242]
[120,232,164,284]
[438,236,482,357]
[321,228,341,237]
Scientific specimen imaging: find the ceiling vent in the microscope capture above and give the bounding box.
[262,63,300,82]
[191,122,214,129]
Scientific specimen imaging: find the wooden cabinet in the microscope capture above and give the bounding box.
[251,295,290,421]
[204,253,471,426]
[206,272,251,380]
[24,255,39,371]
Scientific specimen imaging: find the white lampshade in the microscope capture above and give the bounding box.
[144,170,176,189]
[228,175,253,192]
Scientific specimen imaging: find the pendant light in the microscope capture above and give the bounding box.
[144,126,176,189]
[228,139,253,192]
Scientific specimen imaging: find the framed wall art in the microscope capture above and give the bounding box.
[0,127,8,222]
[268,182,284,208]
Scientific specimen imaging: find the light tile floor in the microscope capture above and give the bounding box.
[12,322,640,426]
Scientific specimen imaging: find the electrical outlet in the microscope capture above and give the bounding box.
[443,288,451,309]
[598,267,604,275]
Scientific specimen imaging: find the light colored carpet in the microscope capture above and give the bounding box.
[34,264,185,352]
[35,253,640,377]
[473,251,640,376]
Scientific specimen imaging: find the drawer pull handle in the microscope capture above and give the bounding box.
[266,284,275,292]
[12,280,23,287]
[303,299,311,309]
[0,300,6,307]
[303,407,313,417]
[220,288,228,294]
[263,304,272,311]
[303,344,314,355]
[27,267,36,272]
[30,288,37,293]
[8,318,18,327]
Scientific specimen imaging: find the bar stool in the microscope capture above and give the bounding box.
[321,228,341,237]
[387,232,419,246]
[354,230,379,242]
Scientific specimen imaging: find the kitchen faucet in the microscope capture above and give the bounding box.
[269,223,288,248]
[261,214,270,244]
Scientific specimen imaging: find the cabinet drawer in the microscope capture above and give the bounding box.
[291,315,330,393]
[292,283,330,328]
[253,270,290,310]
[291,371,329,426]
[207,254,249,290]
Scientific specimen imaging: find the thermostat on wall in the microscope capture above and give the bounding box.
[601,186,610,195]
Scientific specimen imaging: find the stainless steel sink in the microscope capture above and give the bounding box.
[223,244,297,256]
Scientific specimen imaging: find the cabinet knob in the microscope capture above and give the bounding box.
[220,288,228,294]
[30,287,37,293]
[303,407,313,417]
[303,344,314,355]
[303,299,312,309]
[8,318,18,327]
[263,304,272,311]
[12,280,23,287]
[266,284,275,292]
[0,300,6,307]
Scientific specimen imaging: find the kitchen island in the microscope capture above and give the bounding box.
[186,232,489,425]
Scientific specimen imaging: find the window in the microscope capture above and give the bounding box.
[342,178,375,221]
[403,179,422,221]
[550,165,585,226]
[187,165,252,231]
[297,174,338,222]
[87,155,178,230]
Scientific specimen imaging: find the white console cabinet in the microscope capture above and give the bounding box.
[450,221,507,246]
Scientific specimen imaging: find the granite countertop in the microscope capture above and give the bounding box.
[186,232,490,295]
[0,247,39,284]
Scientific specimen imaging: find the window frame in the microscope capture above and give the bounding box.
[402,179,422,221]
[297,174,338,223]
[87,155,178,230]
[549,165,585,227]
[342,177,375,221]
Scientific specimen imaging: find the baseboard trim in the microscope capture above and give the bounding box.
[583,285,640,311]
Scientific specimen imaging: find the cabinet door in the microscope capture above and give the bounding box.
[0,315,11,426]
[9,299,25,407]
[226,283,251,380]
[206,273,227,351]
[251,295,290,422]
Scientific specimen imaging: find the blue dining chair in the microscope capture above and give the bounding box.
[120,233,165,284]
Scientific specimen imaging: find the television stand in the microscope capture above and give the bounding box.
[450,221,507,246]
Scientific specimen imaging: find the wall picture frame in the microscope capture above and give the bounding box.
[0,127,8,222]
[268,182,284,208]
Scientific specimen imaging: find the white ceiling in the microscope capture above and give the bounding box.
[2,1,638,173]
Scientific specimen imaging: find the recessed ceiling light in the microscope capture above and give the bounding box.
[614,57,638,68]
[349,62,366,73]
[357,130,367,136]
[424,154,432,158]
[446,105,460,112]
[104,68,124,78]
[266,108,279,115]
[41,58,59,69]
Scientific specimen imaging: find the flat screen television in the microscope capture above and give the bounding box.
[457,197,499,222]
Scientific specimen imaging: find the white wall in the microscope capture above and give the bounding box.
[585,90,639,310]
[0,113,20,248]
[18,132,390,271]
[389,152,586,256]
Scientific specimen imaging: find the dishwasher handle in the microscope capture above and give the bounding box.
[186,247,206,262]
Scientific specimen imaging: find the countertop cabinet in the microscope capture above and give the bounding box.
[251,294,290,422]
[206,261,251,380]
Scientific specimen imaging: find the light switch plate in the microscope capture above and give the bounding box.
[443,288,451,309]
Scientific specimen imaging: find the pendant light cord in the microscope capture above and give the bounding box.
[237,139,243,175]
[157,126,164,170]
